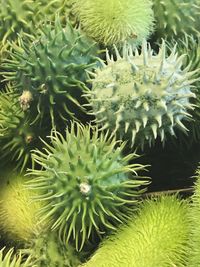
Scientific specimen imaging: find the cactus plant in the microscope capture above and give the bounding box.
[0,248,32,267]
[73,0,154,46]
[27,122,149,250]
[87,40,197,148]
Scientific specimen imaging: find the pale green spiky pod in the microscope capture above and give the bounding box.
[1,17,100,127]
[0,248,32,267]
[187,166,200,266]
[152,0,200,40]
[81,195,190,267]
[27,122,149,250]
[22,231,81,267]
[0,86,48,171]
[87,40,197,148]
[73,0,154,46]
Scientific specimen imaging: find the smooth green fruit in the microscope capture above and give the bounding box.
[27,122,149,250]
[2,17,100,127]
[82,195,190,267]
[87,40,197,148]
[152,0,200,40]
[73,0,154,46]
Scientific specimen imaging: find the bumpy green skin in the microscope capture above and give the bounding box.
[187,167,200,266]
[82,195,190,267]
[0,0,76,46]
[27,122,149,250]
[174,35,200,143]
[0,248,32,267]
[0,87,48,171]
[87,40,197,148]
[2,18,99,126]
[73,0,154,46]
[22,231,81,267]
[152,0,200,40]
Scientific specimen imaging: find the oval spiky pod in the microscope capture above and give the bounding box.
[152,0,200,40]
[87,40,197,148]
[73,0,154,46]
[81,195,190,267]
[27,122,149,250]
[0,87,48,171]
[0,173,43,243]
[2,17,100,126]
[0,248,32,267]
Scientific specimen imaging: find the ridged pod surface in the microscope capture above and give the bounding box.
[0,87,48,171]
[73,0,154,46]
[81,195,190,267]
[152,0,200,40]
[0,248,32,267]
[2,18,99,126]
[87,40,197,148]
[27,122,149,250]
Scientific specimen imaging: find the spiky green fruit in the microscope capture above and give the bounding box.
[81,195,190,267]
[87,40,197,148]
[0,87,48,171]
[73,0,154,46]
[0,173,44,242]
[152,0,200,40]
[2,18,99,126]
[27,122,149,250]
[187,166,200,266]
[22,231,81,267]
[0,248,32,267]
[0,0,76,46]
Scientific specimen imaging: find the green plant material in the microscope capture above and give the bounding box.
[22,231,81,267]
[1,17,100,127]
[152,0,200,40]
[81,195,190,267]
[0,248,32,267]
[0,86,48,171]
[73,0,154,46]
[27,122,149,251]
[87,40,197,148]
[0,173,44,243]
[187,166,200,266]
[0,0,76,46]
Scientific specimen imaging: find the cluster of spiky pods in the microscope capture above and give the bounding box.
[0,0,200,266]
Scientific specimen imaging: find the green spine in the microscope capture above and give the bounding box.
[0,247,32,267]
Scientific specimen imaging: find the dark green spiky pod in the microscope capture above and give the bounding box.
[87,40,197,148]
[22,231,81,267]
[0,86,48,171]
[81,195,190,267]
[27,122,149,250]
[0,248,32,267]
[1,17,100,126]
[152,0,200,40]
[73,0,154,46]
[187,166,200,266]
[0,0,76,47]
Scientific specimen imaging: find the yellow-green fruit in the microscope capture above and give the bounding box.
[0,173,44,242]
[0,248,32,267]
[81,195,190,267]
